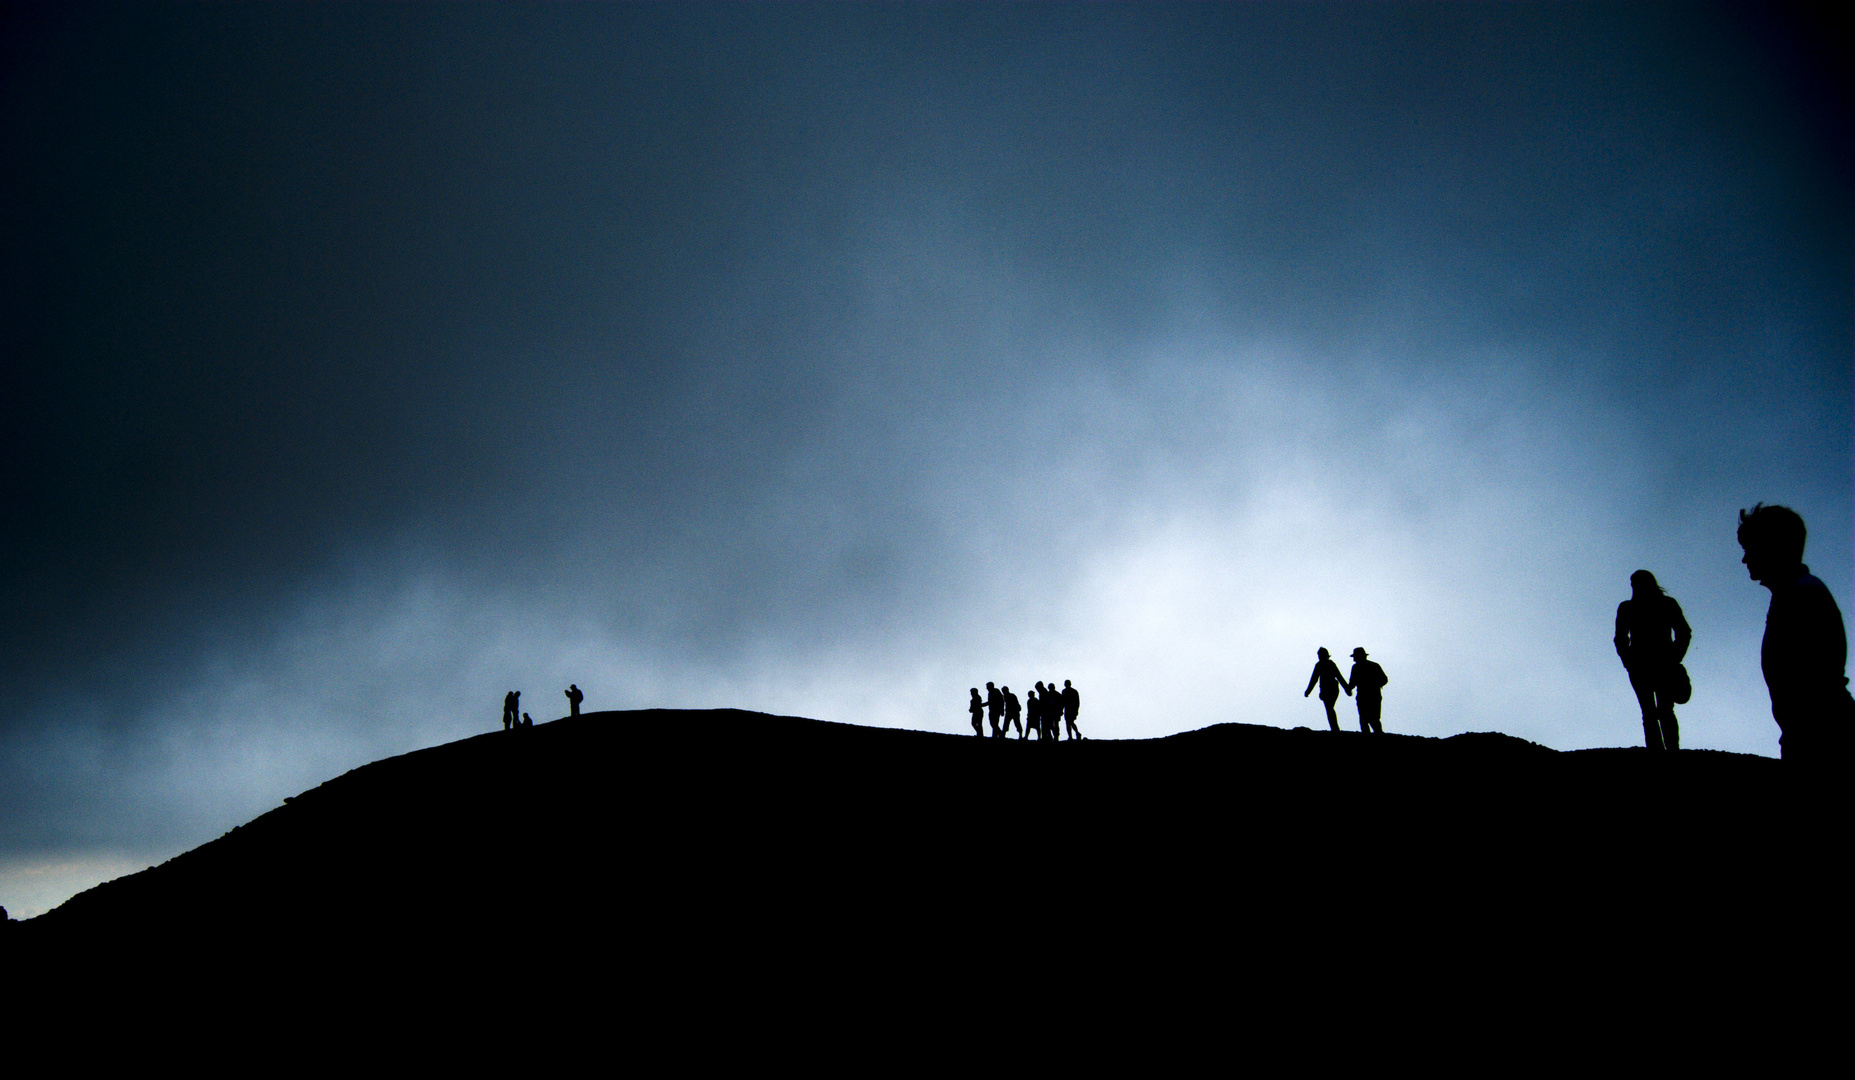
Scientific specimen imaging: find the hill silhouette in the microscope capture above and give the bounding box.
[11,710,1834,1032]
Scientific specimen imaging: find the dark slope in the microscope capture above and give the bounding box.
[15,709,1838,1037]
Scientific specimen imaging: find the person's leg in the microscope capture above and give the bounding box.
[1322,696,1340,732]
[1628,669,1664,750]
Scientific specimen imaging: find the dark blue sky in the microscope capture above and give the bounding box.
[2,3,1847,914]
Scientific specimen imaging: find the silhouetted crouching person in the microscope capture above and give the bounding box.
[1347,649,1387,734]
[565,683,583,717]
[1614,571,1691,751]
[1305,649,1347,732]
[520,711,534,729]
[1003,686,1022,738]
[1062,680,1081,740]
[1738,503,1854,766]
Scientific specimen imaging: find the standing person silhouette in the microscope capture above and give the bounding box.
[1028,683,1046,740]
[564,684,584,718]
[1304,648,1347,732]
[1043,680,1062,741]
[1003,686,1022,738]
[502,690,520,732]
[1061,680,1081,740]
[986,682,1005,737]
[1737,503,1854,765]
[968,688,986,737]
[1614,570,1692,751]
[1347,649,1388,734]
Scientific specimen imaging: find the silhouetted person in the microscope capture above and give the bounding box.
[986,682,1005,737]
[1004,686,1023,738]
[1614,570,1691,751]
[520,711,534,729]
[1061,680,1081,740]
[1042,680,1062,741]
[565,684,584,717]
[502,691,520,732]
[969,688,985,737]
[1738,503,1854,765]
[1028,683,1046,740]
[1346,648,1388,734]
[1305,648,1346,732]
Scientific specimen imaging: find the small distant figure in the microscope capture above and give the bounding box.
[1043,680,1062,742]
[521,711,534,729]
[1028,683,1046,740]
[1347,648,1388,734]
[986,682,1005,737]
[969,688,985,737]
[502,690,520,732]
[565,684,584,717]
[1304,648,1347,732]
[1003,686,1022,738]
[1062,680,1081,740]
[1614,570,1691,751]
[1738,503,1854,764]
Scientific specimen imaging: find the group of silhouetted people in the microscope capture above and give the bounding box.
[969,680,1080,740]
[1304,647,1388,733]
[1621,503,1853,764]
[500,684,586,731]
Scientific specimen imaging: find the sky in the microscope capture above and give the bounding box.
[1,3,1848,916]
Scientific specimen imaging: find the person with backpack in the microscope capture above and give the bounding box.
[1346,648,1389,734]
[1614,569,1692,751]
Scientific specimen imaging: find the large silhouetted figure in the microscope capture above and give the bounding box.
[986,682,1004,737]
[1003,686,1022,737]
[1738,503,1854,765]
[564,684,584,717]
[1061,680,1081,740]
[1346,649,1388,734]
[502,691,520,732]
[1304,648,1347,732]
[1614,570,1691,751]
[968,688,985,737]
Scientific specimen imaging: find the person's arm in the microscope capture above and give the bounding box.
[1305,666,1320,696]
[1341,667,1354,696]
[1614,602,1631,665]
[1670,599,1692,664]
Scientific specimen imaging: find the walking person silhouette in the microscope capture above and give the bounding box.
[1304,648,1347,732]
[986,682,1005,737]
[968,688,986,737]
[1346,649,1388,733]
[1737,503,1854,765]
[1003,686,1022,738]
[1028,683,1046,740]
[1061,680,1081,740]
[1614,570,1691,751]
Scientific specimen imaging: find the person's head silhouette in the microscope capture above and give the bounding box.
[1737,503,1807,586]
[1630,570,1665,598]
[1317,647,1330,660]
[1352,648,1368,660]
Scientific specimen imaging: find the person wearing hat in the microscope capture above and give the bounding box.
[1347,648,1388,734]
[1304,648,1348,732]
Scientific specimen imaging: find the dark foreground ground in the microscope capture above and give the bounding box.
[10,711,1845,1041]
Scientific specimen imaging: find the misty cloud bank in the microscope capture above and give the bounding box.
[2,5,1846,907]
